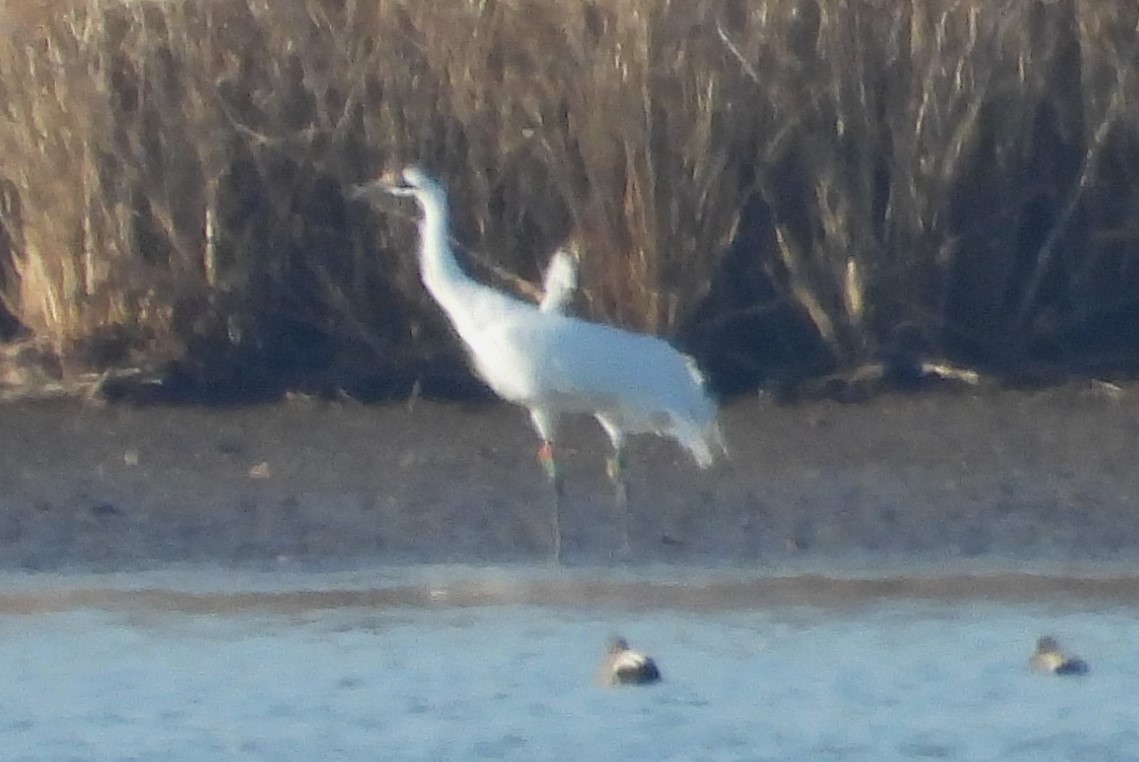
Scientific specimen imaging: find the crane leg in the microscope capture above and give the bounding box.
[538,440,563,564]
[606,447,631,557]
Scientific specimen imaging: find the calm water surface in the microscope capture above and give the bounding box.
[0,568,1137,761]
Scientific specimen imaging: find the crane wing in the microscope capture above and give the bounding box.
[538,248,578,314]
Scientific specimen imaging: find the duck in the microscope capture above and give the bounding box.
[1030,635,1089,675]
[598,636,661,686]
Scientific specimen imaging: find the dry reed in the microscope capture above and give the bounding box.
[0,0,1137,395]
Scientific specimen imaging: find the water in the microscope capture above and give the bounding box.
[1,568,1137,761]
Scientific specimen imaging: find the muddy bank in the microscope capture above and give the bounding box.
[7,570,1139,615]
[0,385,1138,572]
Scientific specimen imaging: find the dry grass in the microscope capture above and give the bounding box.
[0,0,1138,395]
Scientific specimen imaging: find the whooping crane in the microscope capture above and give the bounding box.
[350,167,726,563]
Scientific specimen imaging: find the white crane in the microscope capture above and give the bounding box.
[350,167,726,563]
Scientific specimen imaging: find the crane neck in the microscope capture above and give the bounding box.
[414,188,472,308]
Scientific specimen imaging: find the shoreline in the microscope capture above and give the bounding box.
[3,563,1139,612]
[0,384,1137,573]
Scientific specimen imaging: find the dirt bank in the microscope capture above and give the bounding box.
[0,384,1137,572]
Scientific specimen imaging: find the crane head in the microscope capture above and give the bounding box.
[348,166,437,202]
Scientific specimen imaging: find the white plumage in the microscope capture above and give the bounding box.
[351,167,725,562]
[538,246,578,314]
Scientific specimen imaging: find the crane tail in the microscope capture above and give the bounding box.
[674,419,727,469]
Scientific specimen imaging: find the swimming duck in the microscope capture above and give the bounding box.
[598,636,661,686]
[1030,636,1089,675]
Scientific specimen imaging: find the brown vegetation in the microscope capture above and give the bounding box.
[1,0,1138,400]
